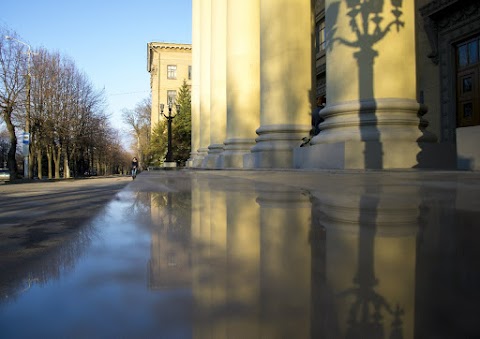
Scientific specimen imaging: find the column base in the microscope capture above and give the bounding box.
[222,138,256,168]
[311,98,438,145]
[293,141,456,170]
[187,151,199,168]
[251,124,311,168]
[163,161,177,168]
[202,144,225,169]
[193,148,208,168]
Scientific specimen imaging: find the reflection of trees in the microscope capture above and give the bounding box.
[0,219,98,305]
[121,191,152,229]
[150,190,192,246]
[148,185,192,290]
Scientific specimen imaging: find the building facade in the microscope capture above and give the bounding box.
[417,0,480,170]
[147,42,192,131]
[189,0,480,170]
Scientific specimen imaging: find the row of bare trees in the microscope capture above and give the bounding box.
[0,28,131,179]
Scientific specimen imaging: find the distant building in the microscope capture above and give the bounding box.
[147,42,192,132]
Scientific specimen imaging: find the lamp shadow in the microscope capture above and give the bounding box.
[321,0,425,169]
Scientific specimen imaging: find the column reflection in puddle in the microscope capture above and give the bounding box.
[192,175,261,338]
[312,182,420,338]
[190,174,313,338]
[257,185,312,338]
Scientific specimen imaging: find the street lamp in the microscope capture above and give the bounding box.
[5,36,34,179]
[161,102,180,164]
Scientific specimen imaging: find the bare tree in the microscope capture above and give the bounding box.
[0,125,9,167]
[30,49,111,178]
[122,97,151,168]
[2,30,127,180]
[0,29,27,178]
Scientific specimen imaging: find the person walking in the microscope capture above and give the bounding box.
[131,157,139,179]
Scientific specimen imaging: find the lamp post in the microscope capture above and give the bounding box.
[161,103,180,164]
[5,36,33,179]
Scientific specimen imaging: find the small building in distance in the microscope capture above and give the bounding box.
[147,42,192,131]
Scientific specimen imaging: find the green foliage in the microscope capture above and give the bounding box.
[148,79,191,166]
[149,120,167,166]
[172,80,192,165]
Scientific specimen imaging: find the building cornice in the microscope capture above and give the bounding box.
[147,42,192,72]
[419,0,458,17]
[148,42,192,51]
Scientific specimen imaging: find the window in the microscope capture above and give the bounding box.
[188,65,192,80]
[167,90,176,105]
[315,18,326,53]
[456,36,480,127]
[167,65,177,79]
[457,37,480,69]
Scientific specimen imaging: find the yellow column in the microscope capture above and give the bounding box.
[308,0,437,169]
[198,0,212,167]
[189,0,201,167]
[251,0,312,168]
[223,0,261,168]
[204,0,227,168]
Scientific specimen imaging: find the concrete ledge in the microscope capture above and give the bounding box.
[294,141,457,170]
[457,126,480,170]
[163,162,177,168]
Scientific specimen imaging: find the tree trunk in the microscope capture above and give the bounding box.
[28,144,34,178]
[53,145,61,179]
[63,149,70,179]
[2,107,18,178]
[46,146,53,179]
[36,148,43,179]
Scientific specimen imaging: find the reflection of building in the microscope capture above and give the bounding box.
[189,0,480,170]
[147,42,192,132]
[148,193,192,289]
[184,172,479,337]
[312,184,420,338]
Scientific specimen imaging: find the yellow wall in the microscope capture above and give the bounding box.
[148,43,192,131]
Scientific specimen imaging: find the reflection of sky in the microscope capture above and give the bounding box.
[0,196,192,338]
[1,171,479,338]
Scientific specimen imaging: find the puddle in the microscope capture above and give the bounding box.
[0,171,479,338]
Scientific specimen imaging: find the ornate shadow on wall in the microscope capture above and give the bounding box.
[320,1,436,168]
[326,0,405,168]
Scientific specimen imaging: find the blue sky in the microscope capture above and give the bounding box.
[1,0,192,143]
